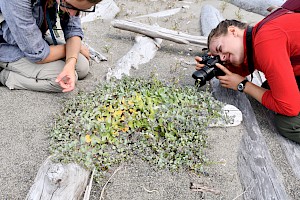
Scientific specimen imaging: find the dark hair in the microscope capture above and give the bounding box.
[87,0,102,3]
[207,19,247,49]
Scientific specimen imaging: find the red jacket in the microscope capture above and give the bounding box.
[243,13,300,116]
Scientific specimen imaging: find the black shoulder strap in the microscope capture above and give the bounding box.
[33,0,58,45]
[246,26,255,75]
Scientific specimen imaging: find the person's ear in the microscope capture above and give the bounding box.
[228,26,237,36]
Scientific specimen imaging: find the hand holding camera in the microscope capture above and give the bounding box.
[192,54,226,87]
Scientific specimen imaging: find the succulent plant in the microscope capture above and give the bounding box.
[49,76,226,182]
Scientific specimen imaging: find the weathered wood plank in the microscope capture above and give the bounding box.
[26,157,90,200]
[260,107,300,180]
[279,137,300,180]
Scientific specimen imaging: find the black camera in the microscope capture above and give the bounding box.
[192,54,225,87]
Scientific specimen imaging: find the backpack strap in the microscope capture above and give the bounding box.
[46,10,57,45]
[290,55,300,65]
[281,0,300,12]
[246,26,255,76]
[255,8,292,34]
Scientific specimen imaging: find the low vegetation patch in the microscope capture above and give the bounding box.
[49,77,226,182]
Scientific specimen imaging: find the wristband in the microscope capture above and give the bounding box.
[237,79,248,92]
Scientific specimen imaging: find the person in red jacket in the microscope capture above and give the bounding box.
[195,13,300,143]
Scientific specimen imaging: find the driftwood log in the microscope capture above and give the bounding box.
[111,19,207,46]
[211,79,289,199]
[200,5,224,37]
[228,0,285,16]
[262,107,300,180]
[26,157,90,200]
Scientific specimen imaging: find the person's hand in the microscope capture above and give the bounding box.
[80,43,90,60]
[195,52,212,70]
[215,63,245,91]
[55,64,76,92]
[195,56,205,70]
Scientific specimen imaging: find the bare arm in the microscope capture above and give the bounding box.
[242,81,267,103]
[216,63,267,103]
[55,36,82,92]
[36,44,66,64]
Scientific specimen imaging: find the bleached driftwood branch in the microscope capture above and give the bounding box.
[26,157,90,200]
[106,35,162,80]
[111,19,207,46]
[133,7,185,19]
[83,42,108,63]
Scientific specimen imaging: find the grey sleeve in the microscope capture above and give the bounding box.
[62,15,84,41]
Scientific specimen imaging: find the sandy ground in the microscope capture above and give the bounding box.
[0,0,299,199]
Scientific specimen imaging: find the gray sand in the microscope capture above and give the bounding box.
[0,0,298,199]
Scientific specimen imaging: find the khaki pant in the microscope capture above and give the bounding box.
[275,112,300,144]
[0,53,89,92]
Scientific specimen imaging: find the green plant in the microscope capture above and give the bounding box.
[49,77,227,183]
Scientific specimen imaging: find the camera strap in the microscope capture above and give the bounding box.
[246,26,254,79]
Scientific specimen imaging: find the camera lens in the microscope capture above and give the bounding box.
[192,66,215,87]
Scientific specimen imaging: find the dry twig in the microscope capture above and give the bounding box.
[99,166,123,200]
[83,168,95,200]
[190,182,221,195]
[140,186,159,193]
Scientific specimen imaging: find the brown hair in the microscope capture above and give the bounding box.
[207,19,247,49]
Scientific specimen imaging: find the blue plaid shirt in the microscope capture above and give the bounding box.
[0,0,84,63]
